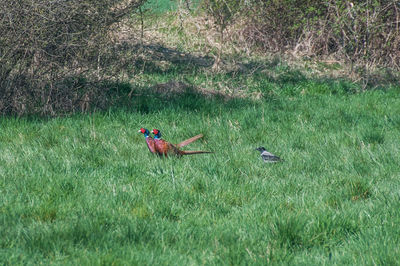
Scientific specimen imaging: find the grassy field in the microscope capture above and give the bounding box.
[1,3,400,264]
[1,69,400,264]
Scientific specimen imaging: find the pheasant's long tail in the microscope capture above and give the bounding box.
[180,150,213,155]
[176,134,204,148]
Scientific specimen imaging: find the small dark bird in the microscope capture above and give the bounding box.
[255,147,283,163]
[139,128,156,153]
[152,129,213,157]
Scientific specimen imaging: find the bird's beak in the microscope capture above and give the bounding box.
[151,130,154,134]
[138,130,141,133]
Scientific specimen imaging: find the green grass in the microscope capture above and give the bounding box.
[1,79,400,264]
[143,0,178,13]
[1,5,400,264]
[143,0,201,13]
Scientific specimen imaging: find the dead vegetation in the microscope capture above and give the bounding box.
[0,0,146,116]
[0,0,399,116]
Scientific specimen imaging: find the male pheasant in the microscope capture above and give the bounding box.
[151,129,212,157]
[139,127,204,154]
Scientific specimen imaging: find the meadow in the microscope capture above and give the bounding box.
[1,2,400,265]
[1,59,400,264]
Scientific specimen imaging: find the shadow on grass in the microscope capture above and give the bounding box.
[106,79,256,114]
[125,43,376,95]
[5,42,398,117]
[45,77,256,116]
[120,43,213,75]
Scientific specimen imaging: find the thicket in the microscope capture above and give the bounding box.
[0,0,145,115]
[1,0,399,115]
[210,0,399,78]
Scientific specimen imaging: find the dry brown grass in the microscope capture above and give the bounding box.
[117,6,399,87]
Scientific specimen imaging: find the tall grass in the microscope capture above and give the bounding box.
[1,80,400,264]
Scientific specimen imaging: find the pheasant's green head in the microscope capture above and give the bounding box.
[138,128,150,137]
[151,129,161,139]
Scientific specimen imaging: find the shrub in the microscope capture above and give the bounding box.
[241,0,400,69]
[0,0,146,115]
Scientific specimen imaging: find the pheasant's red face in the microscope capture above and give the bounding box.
[139,128,145,133]
[152,129,159,135]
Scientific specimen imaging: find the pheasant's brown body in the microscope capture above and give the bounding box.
[153,139,180,157]
[139,128,156,154]
[152,130,212,157]
[145,136,156,153]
